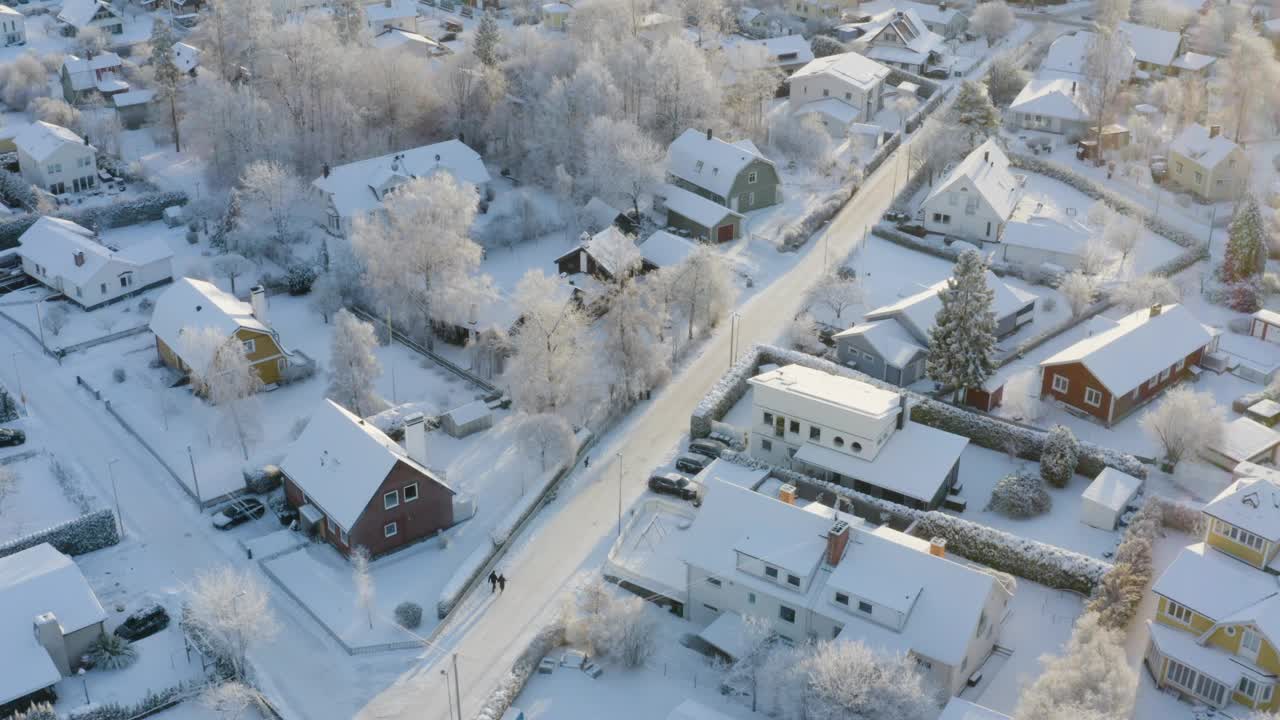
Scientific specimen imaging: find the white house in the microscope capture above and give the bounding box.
[1203,418,1280,471]
[746,364,968,509]
[1008,75,1090,136]
[938,699,1011,720]
[17,217,174,309]
[682,473,1013,696]
[921,139,1024,242]
[14,121,97,195]
[0,5,25,46]
[788,51,891,131]
[173,42,201,75]
[848,8,944,74]
[61,52,128,105]
[312,139,490,236]
[55,0,123,36]
[1041,30,1133,79]
[364,0,418,33]
[722,34,815,83]
[862,269,1038,341]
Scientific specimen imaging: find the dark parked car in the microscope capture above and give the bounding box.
[113,603,170,642]
[211,498,266,530]
[675,454,709,474]
[0,428,25,447]
[688,438,728,460]
[648,472,698,501]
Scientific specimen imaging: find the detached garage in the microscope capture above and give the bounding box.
[1202,417,1280,470]
[660,184,743,243]
[1081,468,1143,531]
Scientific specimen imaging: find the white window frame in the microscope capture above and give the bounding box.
[339,528,348,545]
[243,338,256,354]
[747,171,758,184]
[1239,676,1259,699]
[1159,367,1171,382]
[1052,374,1069,393]
[383,521,398,538]
[1084,387,1103,407]
[1242,628,1263,660]
[403,483,419,502]
[383,490,399,510]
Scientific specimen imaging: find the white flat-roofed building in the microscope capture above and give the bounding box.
[0,5,25,46]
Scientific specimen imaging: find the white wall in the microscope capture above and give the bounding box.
[920,178,1003,242]
[18,142,97,194]
[999,243,1082,271]
[749,382,900,464]
[790,73,880,123]
[1,12,25,45]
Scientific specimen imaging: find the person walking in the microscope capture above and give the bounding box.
[584,456,590,469]
[488,570,498,593]
[497,574,507,593]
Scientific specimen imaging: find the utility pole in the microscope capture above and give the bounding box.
[452,654,462,720]
[187,445,202,503]
[107,458,123,538]
[616,452,623,538]
[441,669,455,720]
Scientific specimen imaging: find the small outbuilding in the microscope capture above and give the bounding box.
[441,400,493,438]
[1247,399,1280,427]
[1080,467,1143,531]
[1203,417,1280,470]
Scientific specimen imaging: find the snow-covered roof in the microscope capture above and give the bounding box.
[857,8,942,58]
[938,699,1011,720]
[749,363,903,418]
[281,399,453,532]
[925,139,1023,222]
[793,97,863,126]
[173,42,201,74]
[1170,123,1239,171]
[858,0,961,25]
[667,699,739,720]
[832,318,926,368]
[794,421,967,504]
[863,269,1036,344]
[660,184,742,228]
[1081,468,1142,513]
[790,51,891,92]
[364,0,418,23]
[14,121,92,162]
[0,4,21,16]
[696,610,750,660]
[668,129,774,200]
[583,226,641,277]
[1146,620,1249,691]
[725,34,815,71]
[693,458,770,490]
[1203,474,1280,542]
[541,1,570,13]
[112,89,155,108]
[62,52,125,91]
[738,6,762,24]
[581,196,621,230]
[19,217,172,289]
[1152,542,1278,619]
[0,544,106,706]
[1039,304,1213,396]
[57,0,119,28]
[639,230,698,268]
[149,277,270,376]
[443,399,490,427]
[313,139,490,220]
[1008,74,1088,122]
[1041,31,1132,77]
[1210,418,1280,465]
[1001,198,1091,256]
[1254,309,1280,328]
[1116,22,1180,67]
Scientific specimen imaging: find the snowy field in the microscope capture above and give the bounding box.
[0,442,101,542]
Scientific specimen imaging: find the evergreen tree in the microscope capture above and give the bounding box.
[1221,194,1266,283]
[927,249,996,399]
[1040,425,1079,488]
[0,387,17,422]
[149,22,182,152]
[946,80,1001,148]
[474,13,501,67]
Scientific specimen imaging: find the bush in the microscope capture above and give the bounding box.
[186,230,199,245]
[394,601,423,629]
[986,471,1052,518]
[242,464,283,494]
[112,368,126,383]
[10,702,57,720]
[473,622,566,720]
[1040,425,1079,488]
[0,386,18,422]
[0,191,189,250]
[0,509,120,559]
[1087,500,1160,629]
[286,264,318,296]
[0,169,36,211]
[88,632,138,670]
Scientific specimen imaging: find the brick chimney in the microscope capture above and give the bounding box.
[1209,124,1222,139]
[826,520,850,566]
[778,483,797,505]
[929,536,947,558]
[73,251,85,267]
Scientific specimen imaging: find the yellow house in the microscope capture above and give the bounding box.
[1146,474,1280,712]
[1167,123,1246,202]
[149,277,298,388]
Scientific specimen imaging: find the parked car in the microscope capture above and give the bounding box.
[648,472,698,501]
[687,438,727,460]
[923,68,949,80]
[0,428,25,447]
[211,498,266,530]
[113,603,170,642]
[674,454,709,474]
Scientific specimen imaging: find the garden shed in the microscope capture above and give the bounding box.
[1080,467,1142,531]
[1202,417,1280,470]
[441,400,493,438]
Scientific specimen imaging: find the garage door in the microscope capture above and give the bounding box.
[716,224,735,243]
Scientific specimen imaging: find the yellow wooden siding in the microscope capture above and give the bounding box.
[233,328,286,385]
[1156,595,1215,634]
[155,336,185,373]
[1258,637,1280,676]
[1206,529,1267,568]
[1206,625,1243,654]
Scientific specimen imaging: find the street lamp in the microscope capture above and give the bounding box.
[441,669,455,720]
[107,458,123,539]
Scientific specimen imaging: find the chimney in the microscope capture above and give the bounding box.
[1071,80,1076,94]
[778,483,797,505]
[73,251,85,267]
[1209,124,1222,139]
[403,412,427,466]
[249,285,268,325]
[706,127,713,141]
[826,520,850,566]
[895,393,910,430]
[33,612,71,676]
[322,163,330,178]
[1149,304,1162,318]
[983,150,989,163]
[929,536,947,558]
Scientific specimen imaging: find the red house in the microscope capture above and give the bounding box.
[281,400,455,559]
[1039,304,1217,426]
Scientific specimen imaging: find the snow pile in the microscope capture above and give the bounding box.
[367,401,440,439]
[472,621,566,720]
[0,508,119,559]
[0,192,190,248]
[863,132,902,177]
[871,224,1014,274]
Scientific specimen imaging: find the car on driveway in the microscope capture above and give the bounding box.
[211,498,266,530]
[687,438,727,461]
[113,603,170,642]
[0,428,25,447]
[675,454,709,474]
[648,472,699,501]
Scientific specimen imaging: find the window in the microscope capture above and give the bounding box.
[1165,600,1194,624]
[916,658,932,670]
[75,287,82,298]
[1084,387,1103,407]
[100,283,107,294]
[809,426,821,441]
[1159,368,1171,382]
[339,529,348,545]
[694,160,704,173]
[822,88,829,97]
[1243,628,1262,656]
[384,490,399,510]
[977,612,988,638]
[1217,520,1266,551]
[403,483,418,502]
[119,275,131,288]
[747,171,758,184]
[961,657,968,672]
[707,577,722,587]
[834,436,845,447]
[703,603,720,612]
[1176,161,1184,174]
[277,358,288,373]
[1239,677,1259,699]
[833,624,843,638]
[789,420,799,434]
[858,600,873,614]
[760,439,772,452]
[851,442,863,453]
[835,592,849,606]
[763,411,774,425]
[1052,374,1069,393]
[861,352,874,362]
[787,574,800,587]
[384,521,398,537]
[779,605,796,623]
[765,566,779,579]
[243,338,256,354]
[1176,359,1184,372]
[47,163,61,174]
[964,197,978,215]
[1194,171,1203,184]
[747,593,756,604]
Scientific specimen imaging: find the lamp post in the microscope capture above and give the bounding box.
[616,452,623,538]
[441,669,455,720]
[107,458,123,539]
[187,445,202,504]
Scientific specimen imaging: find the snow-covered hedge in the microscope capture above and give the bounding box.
[1087,498,1160,629]
[0,191,190,249]
[472,622,566,720]
[65,684,191,720]
[779,188,854,251]
[863,132,902,177]
[871,224,1014,274]
[1150,495,1204,535]
[437,540,493,620]
[986,471,1053,518]
[0,508,120,559]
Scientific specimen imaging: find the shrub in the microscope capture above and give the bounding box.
[186,230,199,245]
[0,386,18,422]
[88,632,138,670]
[0,191,189,250]
[1087,500,1160,629]
[242,464,283,494]
[10,702,57,720]
[0,509,119,558]
[986,471,1052,518]
[286,264,317,296]
[1040,425,1079,488]
[112,368,126,383]
[395,601,423,629]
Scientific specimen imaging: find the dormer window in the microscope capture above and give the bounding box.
[694,160,704,173]
[787,574,800,587]
[765,566,779,579]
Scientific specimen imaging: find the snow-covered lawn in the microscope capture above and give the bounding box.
[0,443,100,542]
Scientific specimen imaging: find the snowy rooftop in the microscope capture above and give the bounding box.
[581,196,621,230]
[443,399,490,427]
[1210,418,1280,465]
[1116,22,1181,67]
[748,363,902,419]
[860,0,961,24]
[793,421,967,504]
[724,34,814,70]
[1008,74,1088,122]
[1146,621,1249,693]
[1171,51,1214,71]
[0,4,20,15]
[790,51,891,92]
[863,269,1036,343]
[112,89,156,108]
[938,699,1011,720]
[313,139,490,220]
[18,216,172,287]
[1152,542,1278,620]
[0,544,106,706]
[1170,124,1239,170]
[793,97,863,127]
[857,8,942,57]
[1039,304,1214,396]
[667,129,774,199]
[149,277,270,376]
[280,399,452,532]
[660,184,742,228]
[639,230,698,268]
[583,226,641,277]
[1002,196,1091,255]
[62,53,125,91]
[832,319,925,368]
[57,0,118,28]
[1203,474,1280,543]
[173,42,201,74]
[1041,31,1132,77]
[14,121,92,163]
[925,139,1023,222]
[693,459,771,491]
[1081,468,1143,513]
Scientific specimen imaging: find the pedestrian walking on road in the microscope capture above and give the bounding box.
[488,571,497,593]
[584,456,590,469]
[498,574,507,593]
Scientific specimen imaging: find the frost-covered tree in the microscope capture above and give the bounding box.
[238,161,306,243]
[723,44,784,138]
[327,309,383,417]
[351,546,375,630]
[1212,27,1280,144]
[1102,213,1141,269]
[986,471,1052,518]
[41,304,69,337]
[88,632,138,670]
[1060,271,1097,317]
[150,21,183,152]
[1145,75,1205,133]
[184,566,277,680]
[1141,386,1225,471]
[30,97,81,131]
[352,174,485,349]
[789,312,826,355]
[911,117,967,187]
[602,274,669,404]
[211,254,255,294]
[515,412,578,473]
[724,617,775,712]
[927,250,996,398]
[182,327,263,460]
[1221,195,1266,283]
[1040,425,1079,488]
[1095,0,1131,27]
[474,12,502,66]
[985,55,1028,107]
[583,116,664,222]
[1190,3,1248,58]
[201,681,263,720]
[1111,276,1180,311]
[811,35,848,58]
[799,641,938,720]
[1083,31,1133,166]
[331,0,367,45]
[504,270,596,420]
[945,81,1001,148]
[561,576,654,667]
[644,37,721,142]
[1003,370,1045,422]
[0,466,17,512]
[970,1,1015,46]
[1087,500,1159,628]
[310,272,346,324]
[771,112,835,170]
[891,93,919,130]
[669,245,735,341]
[808,271,864,322]
[0,54,50,110]
[1015,612,1137,720]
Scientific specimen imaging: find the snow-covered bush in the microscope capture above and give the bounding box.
[9,703,57,720]
[562,577,655,667]
[66,685,189,720]
[0,169,37,212]
[0,53,50,110]
[242,464,282,494]
[112,368,127,383]
[183,566,276,680]
[986,471,1052,518]
[88,632,138,670]
[394,601,422,629]
[756,640,938,720]
[810,35,848,57]
[437,540,492,619]
[472,621,566,720]
[0,508,119,559]
[1040,425,1079,488]
[1152,495,1204,535]
[0,191,190,247]
[286,264,317,296]
[1015,612,1138,719]
[789,312,826,354]
[777,190,851,251]
[1087,500,1160,629]
[0,386,18,422]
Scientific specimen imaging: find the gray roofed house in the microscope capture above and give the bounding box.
[660,184,744,243]
[667,128,781,213]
